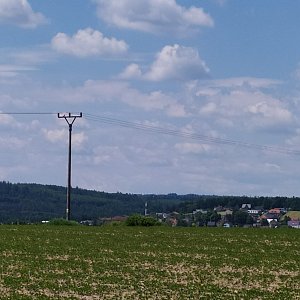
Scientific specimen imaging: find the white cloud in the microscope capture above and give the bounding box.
[166,103,186,117]
[0,113,16,125]
[73,132,88,148]
[120,88,188,116]
[0,136,26,150]
[51,28,128,57]
[146,44,209,81]
[1,74,299,196]
[119,63,142,80]
[247,101,291,122]
[42,128,87,148]
[0,0,47,28]
[0,47,55,80]
[93,146,125,165]
[0,64,36,77]
[199,102,217,114]
[42,129,66,143]
[120,44,209,81]
[42,79,187,117]
[93,0,213,36]
[11,48,56,65]
[204,77,282,89]
[191,78,293,129]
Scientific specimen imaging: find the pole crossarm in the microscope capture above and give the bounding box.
[58,112,82,125]
[58,112,82,221]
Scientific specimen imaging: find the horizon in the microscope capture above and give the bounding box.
[3,180,300,199]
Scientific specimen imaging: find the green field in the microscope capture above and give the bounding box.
[0,226,299,299]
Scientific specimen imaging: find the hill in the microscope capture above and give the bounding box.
[0,181,300,223]
[0,182,181,223]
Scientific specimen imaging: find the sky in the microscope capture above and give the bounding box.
[1,0,300,196]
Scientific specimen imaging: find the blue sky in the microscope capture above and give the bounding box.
[1,0,300,196]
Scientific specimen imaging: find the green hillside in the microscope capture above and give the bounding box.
[0,181,300,223]
[0,181,181,223]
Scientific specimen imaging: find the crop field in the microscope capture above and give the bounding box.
[0,226,299,299]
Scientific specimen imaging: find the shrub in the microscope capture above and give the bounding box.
[126,214,160,226]
[47,218,79,226]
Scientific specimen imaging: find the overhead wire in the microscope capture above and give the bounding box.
[0,111,299,156]
[0,112,57,115]
[84,113,300,156]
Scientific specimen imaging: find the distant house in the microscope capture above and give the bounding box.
[214,206,224,212]
[218,209,233,217]
[268,219,279,228]
[168,218,178,227]
[247,209,261,215]
[254,206,264,211]
[241,204,252,210]
[218,209,233,223]
[99,216,127,225]
[268,208,281,215]
[260,213,279,221]
[170,212,180,218]
[156,212,168,220]
[287,220,300,229]
[193,209,208,215]
[80,220,93,226]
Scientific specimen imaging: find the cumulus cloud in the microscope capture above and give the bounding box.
[120,44,209,81]
[247,100,291,122]
[146,44,209,81]
[51,28,128,57]
[119,63,142,80]
[93,0,213,36]
[0,0,47,28]
[43,128,87,148]
[73,132,88,148]
[42,129,66,143]
[191,79,293,129]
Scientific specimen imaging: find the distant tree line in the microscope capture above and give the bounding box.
[0,181,299,223]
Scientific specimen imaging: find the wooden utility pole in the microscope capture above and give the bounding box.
[58,112,82,220]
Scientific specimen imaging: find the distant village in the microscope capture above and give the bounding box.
[96,203,300,229]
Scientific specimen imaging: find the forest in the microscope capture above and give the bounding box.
[0,181,299,223]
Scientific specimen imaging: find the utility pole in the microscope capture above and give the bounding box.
[58,112,82,221]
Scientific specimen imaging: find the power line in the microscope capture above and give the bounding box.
[0,111,299,156]
[84,113,300,156]
[0,112,56,115]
